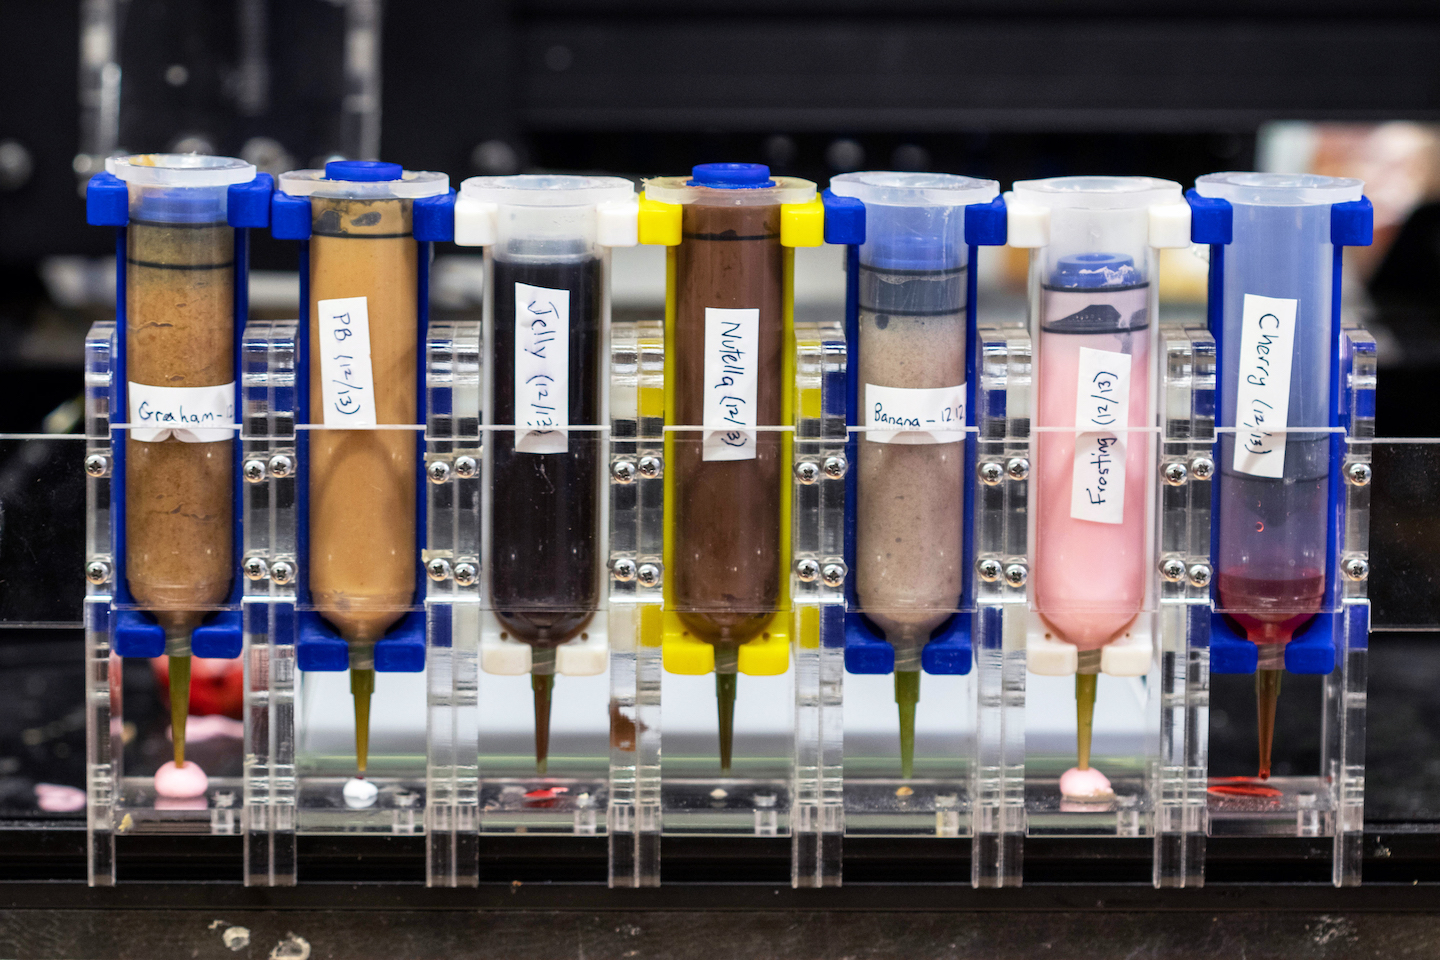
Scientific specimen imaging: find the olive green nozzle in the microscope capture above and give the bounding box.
[1075,671,1098,771]
[169,654,191,767]
[352,667,374,774]
[896,669,920,780]
[715,644,739,774]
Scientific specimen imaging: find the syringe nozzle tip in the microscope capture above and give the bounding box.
[533,671,554,775]
[1256,668,1282,780]
[1075,672,1098,770]
[169,654,192,768]
[352,667,375,774]
[716,672,737,774]
[895,670,920,780]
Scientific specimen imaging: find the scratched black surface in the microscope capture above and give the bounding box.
[7,905,1440,960]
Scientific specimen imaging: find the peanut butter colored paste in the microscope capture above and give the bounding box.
[307,196,418,646]
[125,220,234,634]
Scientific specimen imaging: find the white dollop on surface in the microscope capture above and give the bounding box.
[1060,766,1114,801]
[154,760,209,799]
[343,777,379,808]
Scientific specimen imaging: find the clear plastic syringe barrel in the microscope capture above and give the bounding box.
[461,175,634,645]
[829,171,998,666]
[108,154,255,639]
[1194,172,1365,646]
[1013,176,1178,650]
[643,165,815,646]
[278,162,449,651]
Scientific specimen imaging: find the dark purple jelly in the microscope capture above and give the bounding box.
[489,255,603,644]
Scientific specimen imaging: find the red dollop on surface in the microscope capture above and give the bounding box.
[1208,776,1283,799]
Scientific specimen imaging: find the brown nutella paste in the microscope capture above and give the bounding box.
[670,201,784,645]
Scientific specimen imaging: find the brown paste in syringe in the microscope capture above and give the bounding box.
[307,197,417,643]
[126,220,234,633]
[855,286,966,645]
[671,201,783,642]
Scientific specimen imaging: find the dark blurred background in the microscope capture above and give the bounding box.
[2,0,1440,822]
[5,1,1440,427]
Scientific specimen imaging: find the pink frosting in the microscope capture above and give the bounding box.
[35,783,86,812]
[1060,766,1114,801]
[155,796,208,811]
[154,760,209,799]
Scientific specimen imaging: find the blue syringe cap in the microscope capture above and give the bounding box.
[866,233,961,272]
[105,154,255,225]
[689,163,775,189]
[325,160,404,182]
[133,188,228,224]
[1053,252,1141,289]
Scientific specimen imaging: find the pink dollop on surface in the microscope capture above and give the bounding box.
[1060,766,1114,801]
[156,796,208,811]
[167,715,244,743]
[35,783,86,812]
[154,760,209,799]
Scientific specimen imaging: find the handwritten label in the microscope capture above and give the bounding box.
[702,307,759,461]
[1232,293,1297,479]
[863,383,966,444]
[127,382,235,442]
[513,281,571,454]
[317,296,377,427]
[1070,346,1132,524]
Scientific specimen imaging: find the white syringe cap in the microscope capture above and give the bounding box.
[456,174,639,253]
[1011,175,1182,211]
